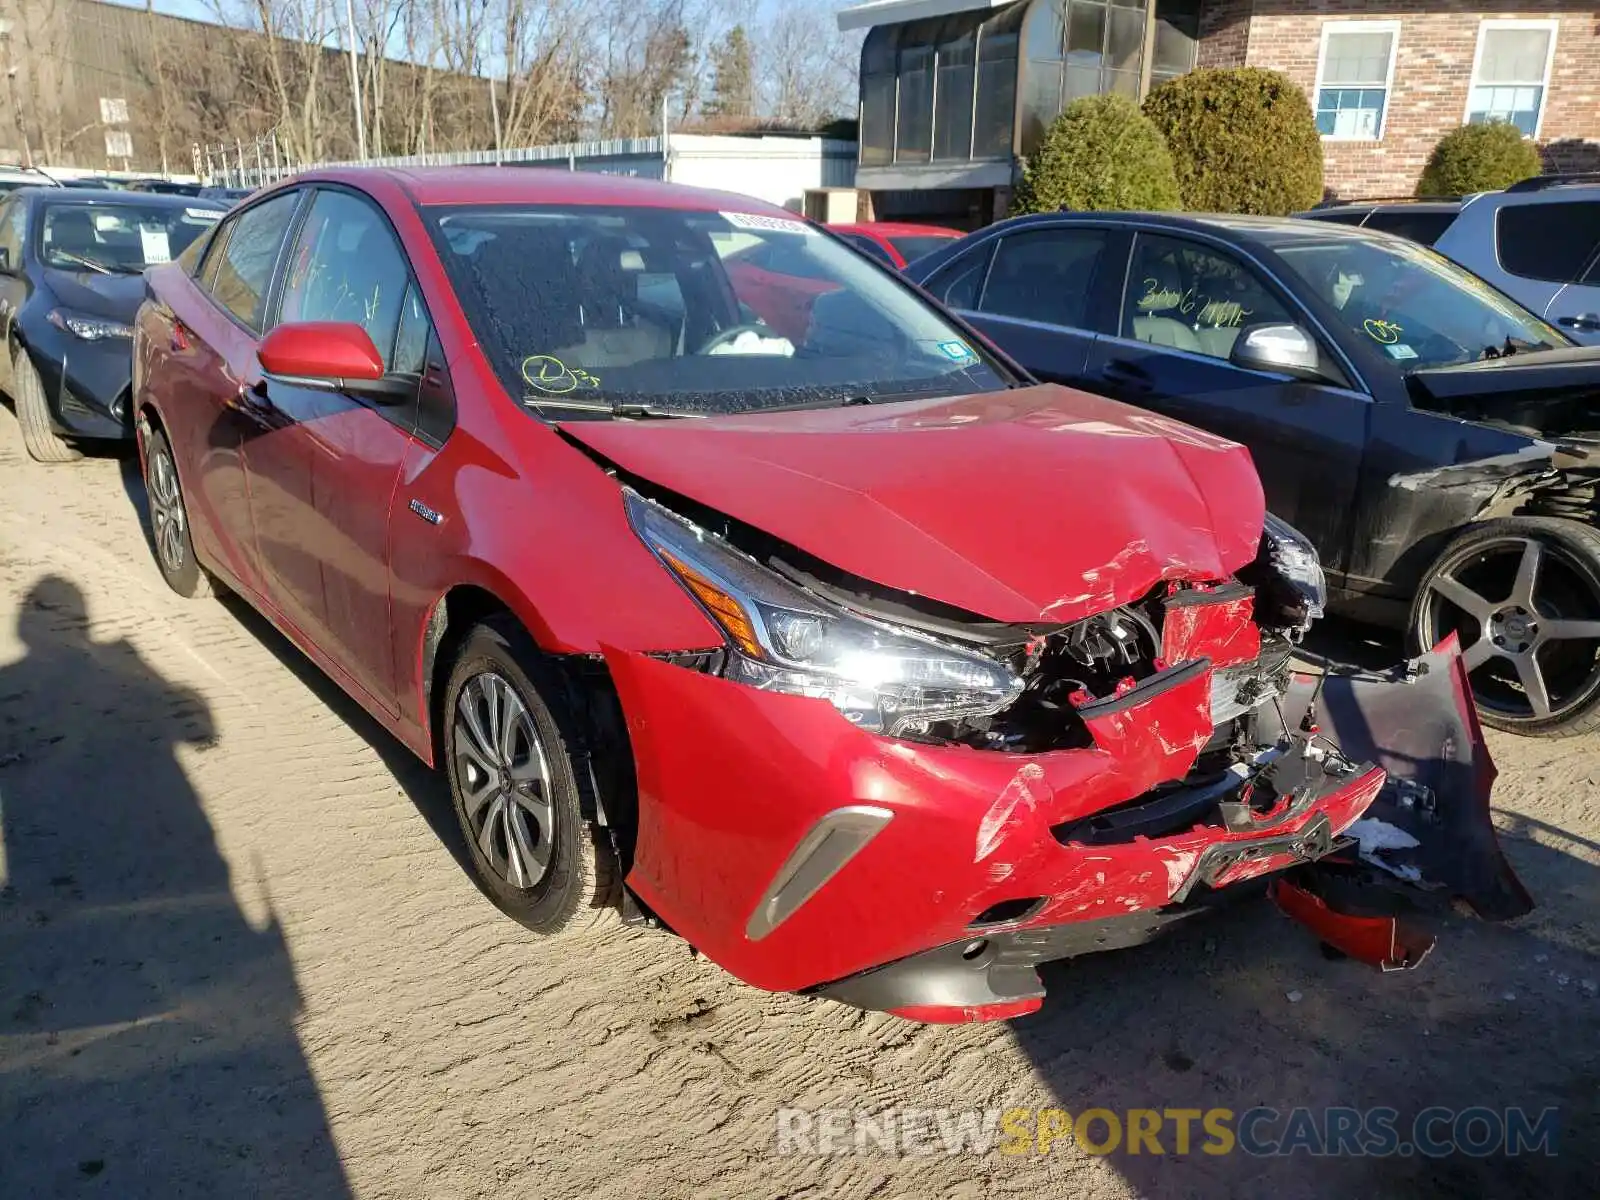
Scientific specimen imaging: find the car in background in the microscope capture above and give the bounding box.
[0,187,226,460]
[128,167,1525,1023]
[1300,175,1600,342]
[198,186,253,206]
[56,176,132,191]
[0,166,62,197]
[909,212,1600,736]
[1295,197,1463,246]
[829,222,962,270]
[124,179,206,197]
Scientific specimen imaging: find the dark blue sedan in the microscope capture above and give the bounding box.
[0,187,225,460]
[909,212,1600,737]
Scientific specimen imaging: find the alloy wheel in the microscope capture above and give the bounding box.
[1419,535,1600,723]
[147,449,188,574]
[452,672,556,889]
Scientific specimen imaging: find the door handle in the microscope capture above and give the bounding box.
[1101,359,1155,395]
[1557,313,1600,331]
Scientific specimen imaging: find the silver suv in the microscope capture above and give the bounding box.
[1430,175,1600,344]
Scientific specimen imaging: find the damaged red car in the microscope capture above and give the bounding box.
[132,169,1531,1023]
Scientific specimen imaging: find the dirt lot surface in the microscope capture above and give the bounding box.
[1,403,1597,1200]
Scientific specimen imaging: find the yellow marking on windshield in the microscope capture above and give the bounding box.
[1364,318,1403,345]
[521,355,600,395]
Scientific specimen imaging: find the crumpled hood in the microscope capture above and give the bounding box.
[562,385,1265,624]
[42,267,147,323]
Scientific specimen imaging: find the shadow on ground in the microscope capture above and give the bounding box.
[0,576,352,1199]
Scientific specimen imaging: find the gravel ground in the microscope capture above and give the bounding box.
[0,402,1596,1200]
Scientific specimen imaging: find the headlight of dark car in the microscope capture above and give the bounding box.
[625,489,1023,734]
[47,309,134,341]
[1244,513,1327,635]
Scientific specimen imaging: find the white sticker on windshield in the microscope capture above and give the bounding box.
[721,210,814,235]
[184,207,223,223]
[139,226,172,264]
[1385,343,1418,360]
[937,339,977,363]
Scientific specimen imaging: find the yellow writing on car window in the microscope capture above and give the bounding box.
[1363,318,1403,345]
[522,355,601,395]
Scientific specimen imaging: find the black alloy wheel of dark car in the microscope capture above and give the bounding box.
[442,619,619,933]
[12,349,81,463]
[1413,517,1600,736]
[141,426,215,599]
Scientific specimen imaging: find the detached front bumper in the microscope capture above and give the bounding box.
[607,641,1527,1022]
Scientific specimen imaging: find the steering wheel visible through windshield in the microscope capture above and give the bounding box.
[424,204,1011,417]
[1274,235,1569,369]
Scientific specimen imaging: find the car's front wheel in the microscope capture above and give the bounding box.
[443,619,620,932]
[1412,516,1600,736]
[12,349,81,463]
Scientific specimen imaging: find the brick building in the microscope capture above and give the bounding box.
[838,0,1600,222]
[1206,1,1600,197]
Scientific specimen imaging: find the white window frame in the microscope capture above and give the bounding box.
[1463,18,1559,140]
[1313,19,1402,142]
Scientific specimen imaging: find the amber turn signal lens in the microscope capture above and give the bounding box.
[659,550,765,660]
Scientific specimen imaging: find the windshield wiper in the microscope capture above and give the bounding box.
[52,251,114,276]
[527,398,696,420]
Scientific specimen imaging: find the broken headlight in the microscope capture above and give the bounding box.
[625,490,1023,734]
[1247,513,1327,634]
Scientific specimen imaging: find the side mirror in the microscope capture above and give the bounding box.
[257,321,411,402]
[1230,322,1327,382]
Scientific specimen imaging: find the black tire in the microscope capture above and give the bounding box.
[141,426,214,599]
[13,348,80,463]
[1411,516,1600,737]
[443,618,620,933]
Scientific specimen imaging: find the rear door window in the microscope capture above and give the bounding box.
[977,227,1109,329]
[208,191,300,331]
[1497,201,1600,284]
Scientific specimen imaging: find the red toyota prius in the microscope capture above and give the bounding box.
[132,168,1528,1022]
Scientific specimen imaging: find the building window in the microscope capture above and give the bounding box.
[1150,0,1202,90]
[1314,21,1399,140]
[896,35,935,164]
[859,27,896,167]
[933,22,978,161]
[1467,20,1558,138]
[973,5,1023,159]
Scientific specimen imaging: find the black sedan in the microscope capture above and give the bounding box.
[0,188,225,460]
[909,213,1600,736]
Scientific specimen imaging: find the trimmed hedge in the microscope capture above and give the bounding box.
[1011,94,1181,215]
[1417,121,1543,197]
[1143,67,1323,215]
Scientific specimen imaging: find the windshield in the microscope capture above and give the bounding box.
[888,235,956,264]
[1274,235,1568,368]
[39,200,222,274]
[425,204,1010,416]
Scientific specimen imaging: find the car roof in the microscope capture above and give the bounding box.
[28,188,226,210]
[997,209,1409,250]
[292,166,797,216]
